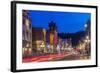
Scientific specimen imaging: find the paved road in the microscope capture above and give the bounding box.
[51,54,89,61]
[23,52,90,63]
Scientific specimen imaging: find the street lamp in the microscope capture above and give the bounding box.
[85,39,88,43]
[29,48,32,54]
[84,24,87,28]
[88,39,91,43]
[26,43,29,47]
[86,36,89,40]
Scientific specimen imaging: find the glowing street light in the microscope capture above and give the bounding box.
[84,24,87,28]
[85,39,88,43]
[86,36,89,40]
[29,48,32,54]
[26,43,29,47]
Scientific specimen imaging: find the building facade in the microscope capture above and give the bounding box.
[22,10,32,58]
[32,21,58,54]
[32,28,47,53]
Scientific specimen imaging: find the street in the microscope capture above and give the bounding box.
[23,51,90,63]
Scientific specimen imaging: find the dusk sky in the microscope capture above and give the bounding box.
[28,10,91,33]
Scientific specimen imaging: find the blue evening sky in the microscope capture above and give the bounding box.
[28,10,91,33]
